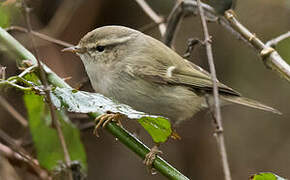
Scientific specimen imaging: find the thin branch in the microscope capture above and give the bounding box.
[182,38,203,58]
[0,65,38,92]
[164,0,215,46]
[266,31,290,47]
[138,21,165,33]
[224,10,290,82]
[165,1,247,45]
[196,1,231,180]
[134,0,166,36]
[0,95,28,127]
[163,1,184,46]
[164,1,290,82]
[18,64,37,77]
[163,0,246,47]
[6,26,73,47]
[89,113,189,179]
[21,1,72,179]
[0,129,50,179]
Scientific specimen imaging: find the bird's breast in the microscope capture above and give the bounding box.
[84,62,116,95]
[84,63,207,124]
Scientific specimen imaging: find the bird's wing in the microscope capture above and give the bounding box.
[127,35,240,96]
[129,57,240,96]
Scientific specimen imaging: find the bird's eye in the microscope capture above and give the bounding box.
[94,46,105,52]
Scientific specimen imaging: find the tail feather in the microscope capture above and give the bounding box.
[221,96,281,115]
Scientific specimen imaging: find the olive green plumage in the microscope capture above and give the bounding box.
[68,26,280,124]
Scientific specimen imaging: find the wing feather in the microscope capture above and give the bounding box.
[128,34,240,96]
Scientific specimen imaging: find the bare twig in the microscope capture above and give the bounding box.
[164,1,290,82]
[0,130,50,179]
[183,38,203,58]
[266,31,290,48]
[6,26,73,47]
[138,21,165,33]
[224,10,290,82]
[165,1,247,46]
[0,143,48,179]
[21,1,72,179]
[1,65,37,92]
[18,64,37,77]
[134,0,166,36]
[196,1,231,180]
[0,95,28,127]
[164,0,215,46]
[163,1,184,46]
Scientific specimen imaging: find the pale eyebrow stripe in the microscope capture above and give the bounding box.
[98,35,134,46]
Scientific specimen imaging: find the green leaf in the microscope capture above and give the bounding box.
[0,6,10,28]
[138,117,172,143]
[24,93,87,172]
[251,172,286,180]
[50,87,172,143]
[0,3,20,28]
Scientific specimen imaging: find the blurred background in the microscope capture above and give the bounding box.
[0,0,290,179]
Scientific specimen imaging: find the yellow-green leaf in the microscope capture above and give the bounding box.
[24,92,87,172]
[138,117,172,143]
[251,172,286,180]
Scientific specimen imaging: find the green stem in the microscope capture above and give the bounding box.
[0,79,33,91]
[0,27,189,180]
[89,113,188,180]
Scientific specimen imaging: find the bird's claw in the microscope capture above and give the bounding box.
[93,112,124,137]
[170,130,181,140]
[143,145,162,174]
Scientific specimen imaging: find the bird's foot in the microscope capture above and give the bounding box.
[170,130,181,140]
[93,111,124,137]
[143,145,162,174]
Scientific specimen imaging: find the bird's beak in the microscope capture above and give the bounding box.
[62,46,85,54]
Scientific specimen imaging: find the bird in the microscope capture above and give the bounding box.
[62,25,280,166]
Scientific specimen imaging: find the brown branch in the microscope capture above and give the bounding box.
[163,1,184,46]
[138,21,165,33]
[0,130,50,179]
[0,95,28,127]
[266,31,290,48]
[164,0,215,46]
[196,1,232,180]
[165,1,247,45]
[5,26,73,47]
[164,1,290,82]
[21,1,72,179]
[224,10,290,82]
[134,0,166,36]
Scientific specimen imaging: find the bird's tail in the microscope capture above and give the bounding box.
[221,96,281,115]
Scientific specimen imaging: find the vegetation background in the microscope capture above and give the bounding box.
[0,0,290,179]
